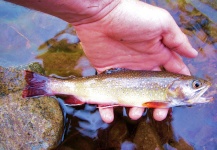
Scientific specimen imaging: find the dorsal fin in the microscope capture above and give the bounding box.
[101,68,130,75]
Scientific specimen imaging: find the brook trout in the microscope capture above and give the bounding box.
[22,69,213,108]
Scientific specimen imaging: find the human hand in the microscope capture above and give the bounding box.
[73,0,198,123]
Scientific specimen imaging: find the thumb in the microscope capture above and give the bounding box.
[161,14,198,58]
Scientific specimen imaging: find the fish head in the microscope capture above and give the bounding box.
[167,76,213,106]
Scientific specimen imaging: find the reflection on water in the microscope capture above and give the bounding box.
[1,0,217,149]
[188,0,217,23]
[0,1,67,67]
[37,24,84,77]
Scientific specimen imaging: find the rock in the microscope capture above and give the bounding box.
[108,120,128,149]
[133,121,164,150]
[171,138,193,150]
[0,63,63,149]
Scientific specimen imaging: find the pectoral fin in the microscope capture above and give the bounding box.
[142,102,170,108]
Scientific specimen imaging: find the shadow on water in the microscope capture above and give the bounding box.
[1,0,217,149]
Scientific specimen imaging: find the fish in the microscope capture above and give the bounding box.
[22,68,213,108]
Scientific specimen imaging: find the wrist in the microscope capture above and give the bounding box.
[6,0,120,25]
[70,0,121,25]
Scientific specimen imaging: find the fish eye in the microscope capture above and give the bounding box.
[192,80,202,89]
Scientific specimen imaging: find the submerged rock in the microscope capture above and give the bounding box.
[0,63,63,149]
[108,120,128,149]
[133,121,164,150]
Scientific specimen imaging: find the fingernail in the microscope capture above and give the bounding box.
[180,66,191,76]
[104,113,113,123]
[154,108,168,121]
[131,108,143,120]
[133,109,142,117]
[191,48,198,56]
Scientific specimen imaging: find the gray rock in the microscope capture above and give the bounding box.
[0,63,63,150]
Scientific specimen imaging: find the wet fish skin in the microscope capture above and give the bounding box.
[23,69,212,108]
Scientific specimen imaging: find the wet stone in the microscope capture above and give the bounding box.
[133,121,163,150]
[108,120,128,149]
[0,63,63,149]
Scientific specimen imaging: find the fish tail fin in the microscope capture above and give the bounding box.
[22,70,50,98]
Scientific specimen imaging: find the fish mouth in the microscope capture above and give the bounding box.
[187,83,213,104]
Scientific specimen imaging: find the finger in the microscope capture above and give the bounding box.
[153,108,169,121]
[151,66,161,71]
[162,14,198,58]
[129,107,145,120]
[98,107,114,123]
[164,52,191,76]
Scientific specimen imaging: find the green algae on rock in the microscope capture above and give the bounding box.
[0,63,63,150]
[37,38,84,77]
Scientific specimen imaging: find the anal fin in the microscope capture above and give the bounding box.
[58,95,84,106]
